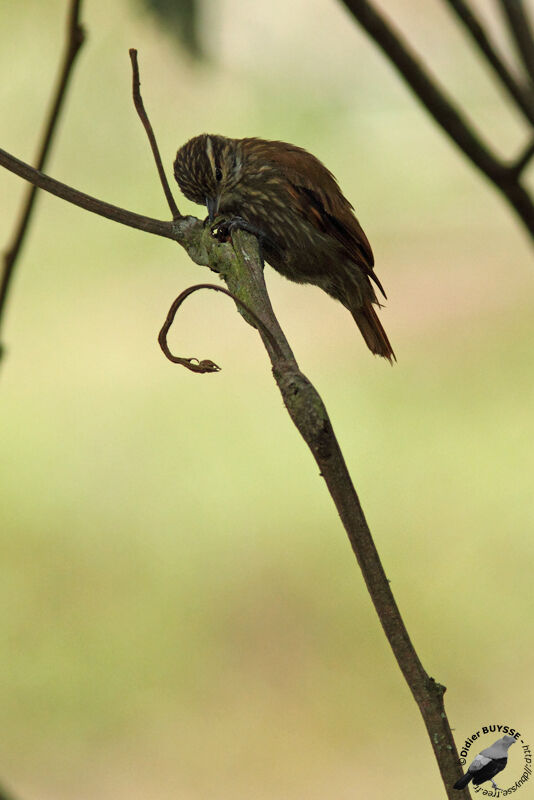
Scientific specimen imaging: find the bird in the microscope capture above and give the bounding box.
[454,735,516,791]
[173,134,394,362]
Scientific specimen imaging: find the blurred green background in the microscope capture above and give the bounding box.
[1,1,533,798]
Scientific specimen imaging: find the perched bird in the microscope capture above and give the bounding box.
[174,134,394,361]
[454,735,516,791]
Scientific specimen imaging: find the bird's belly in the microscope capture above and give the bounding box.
[218,201,345,290]
[253,215,338,283]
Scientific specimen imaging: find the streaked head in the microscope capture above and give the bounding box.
[174,134,243,221]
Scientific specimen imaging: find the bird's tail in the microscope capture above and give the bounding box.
[453,773,473,790]
[349,297,395,363]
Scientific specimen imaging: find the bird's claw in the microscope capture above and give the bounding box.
[209,216,267,272]
[210,216,264,243]
[209,216,235,242]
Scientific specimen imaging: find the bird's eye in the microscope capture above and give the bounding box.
[215,167,223,182]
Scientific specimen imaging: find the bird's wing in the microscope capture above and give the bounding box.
[259,142,386,298]
[472,757,508,786]
[485,758,507,778]
[469,754,492,773]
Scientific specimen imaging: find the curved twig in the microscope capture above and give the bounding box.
[158,282,284,371]
[0,0,85,359]
[129,48,181,221]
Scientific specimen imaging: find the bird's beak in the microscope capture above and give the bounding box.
[206,195,219,223]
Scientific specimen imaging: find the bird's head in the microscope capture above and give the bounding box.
[174,134,244,222]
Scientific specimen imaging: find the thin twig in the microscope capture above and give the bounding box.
[159,282,283,371]
[443,0,534,124]
[129,48,181,220]
[339,0,534,242]
[498,0,534,85]
[0,0,85,359]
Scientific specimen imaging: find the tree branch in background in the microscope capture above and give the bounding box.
[339,0,534,242]
[444,0,534,124]
[512,136,534,176]
[498,0,534,85]
[0,782,19,800]
[0,0,85,361]
[143,0,204,61]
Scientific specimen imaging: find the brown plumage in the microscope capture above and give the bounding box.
[174,134,394,361]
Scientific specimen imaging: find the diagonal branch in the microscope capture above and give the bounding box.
[339,0,534,242]
[215,227,470,800]
[0,0,85,359]
[0,147,255,277]
[498,0,534,85]
[0,148,176,239]
[443,0,534,125]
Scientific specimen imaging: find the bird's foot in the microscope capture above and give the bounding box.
[210,215,264,243]
[210,216,266,268]
[490,780,502,790]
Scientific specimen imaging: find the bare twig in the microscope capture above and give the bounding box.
[129,48,181,220]
[498,0,534,85]
[159,282,223,372]
[159,281,284,371]
[0,0,85,359]
[443,0,534,124]
[0,148,176,239]
[339,0,534,242]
